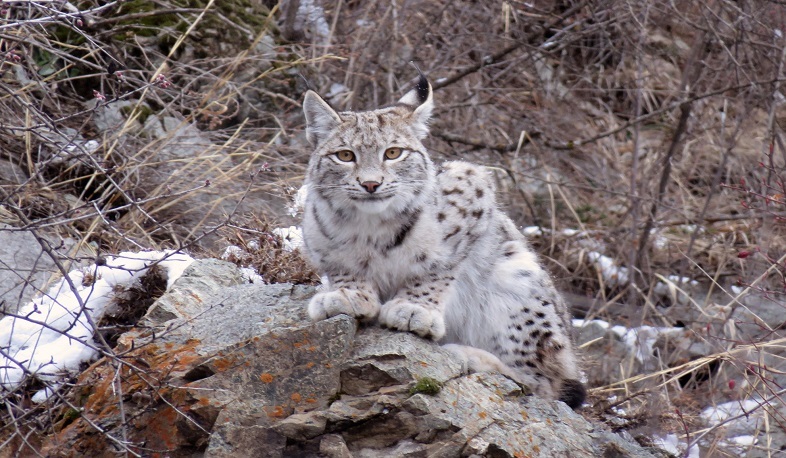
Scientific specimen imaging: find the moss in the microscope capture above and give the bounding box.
[61,408,81,427]
[409,377,442,396]
[120,104,155,124]
[109,0,272,49]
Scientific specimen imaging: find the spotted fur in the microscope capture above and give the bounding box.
[300,76,585,408]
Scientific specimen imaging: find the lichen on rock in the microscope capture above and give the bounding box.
[40,259,659,457]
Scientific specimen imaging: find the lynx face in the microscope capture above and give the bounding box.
[303,83,435,214]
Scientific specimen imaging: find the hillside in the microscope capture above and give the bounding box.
[1,0,785,456]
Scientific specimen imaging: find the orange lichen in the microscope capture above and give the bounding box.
[478,411,487,419]
[290,393,302,403]
[210,356,237,372]
[259,373,274,383]
[266,405,286,418]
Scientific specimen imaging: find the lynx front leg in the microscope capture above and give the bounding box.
[308,275,380,322]
[378,274,453,340]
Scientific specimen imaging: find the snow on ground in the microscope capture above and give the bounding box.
[272,226,304,252]
[572,318,684,362]
[0,250,193,400]
[521,225,700,303]
[702,399,765,426]
[586,251,698,303]
[239,267,264,284]
[521,226,605,251]
[572,318,610,330]
[287,184,309,217]
[612,325,684,362]
[651,434,700,458]
[700,399,767,455]
[219,225,305,284]
[586,252,630,285]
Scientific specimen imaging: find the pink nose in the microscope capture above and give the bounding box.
[360,181,381,193]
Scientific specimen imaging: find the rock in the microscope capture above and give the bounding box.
[89,99,146,133]
[576,322,642,387]
[319,434,352,458]
[0,225,77,313]
[39,259,660,457]
[0,158,27,186]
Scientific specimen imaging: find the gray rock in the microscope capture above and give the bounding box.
[46,259,660,457]
[0,158,27,186]
[319,434,353,458]
[0,225,76,313]
[89,99,146,133]
[577,325,642,388]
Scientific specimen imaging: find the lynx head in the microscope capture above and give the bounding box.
[303,76,435,214]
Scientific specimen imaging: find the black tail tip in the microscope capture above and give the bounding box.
[559,379,586,410]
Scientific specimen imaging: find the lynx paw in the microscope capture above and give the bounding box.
[308,289,380,321]
[378,300,446,340]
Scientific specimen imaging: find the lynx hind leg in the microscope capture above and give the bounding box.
[493,238,586,408]
[442,344,555,400]
[308,279,380,322]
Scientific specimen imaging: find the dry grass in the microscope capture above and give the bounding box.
[1,0,786,455]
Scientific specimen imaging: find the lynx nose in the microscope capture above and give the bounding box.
[360,181,381,193]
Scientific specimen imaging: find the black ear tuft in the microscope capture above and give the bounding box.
[559,379,586,410]
[415,74,430,104]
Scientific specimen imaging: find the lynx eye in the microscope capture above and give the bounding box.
[334,150,355,162]
[384,147,403,160]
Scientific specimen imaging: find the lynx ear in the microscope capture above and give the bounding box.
[397,75,433,139]
[303,90,342,146]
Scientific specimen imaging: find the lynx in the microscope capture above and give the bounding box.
[300,76,585,408]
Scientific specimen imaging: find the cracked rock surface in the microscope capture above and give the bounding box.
[46,259,659,457]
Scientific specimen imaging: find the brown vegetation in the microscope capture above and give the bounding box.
[1,0,786,456]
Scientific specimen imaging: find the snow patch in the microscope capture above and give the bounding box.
[0,250,193,400]
[572,318,610,330]
[272,226,304,252]
[586,251,698,303]
[702,399,764,425]
[288,185,309,217]
[522,226,544,236]
[239,267,264,284]
[651,434,699,458]
[611,325,684,362]
[573,318,684,362]
[587,251,629,285]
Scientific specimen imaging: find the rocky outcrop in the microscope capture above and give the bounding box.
[43,259,659,457]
